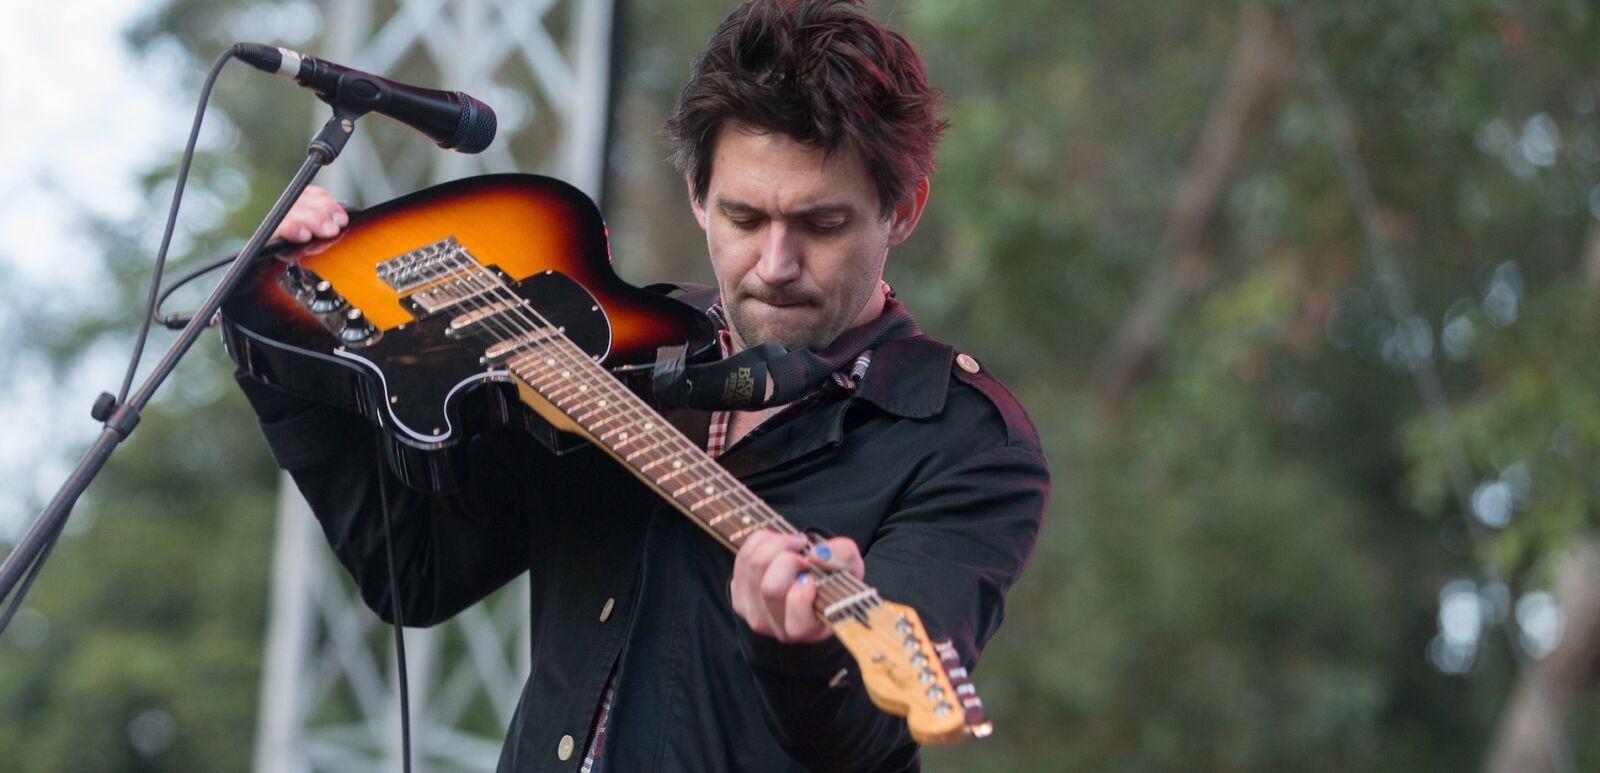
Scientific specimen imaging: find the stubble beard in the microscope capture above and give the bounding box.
[727,300,834,353]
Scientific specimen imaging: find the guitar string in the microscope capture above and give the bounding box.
[423,249,792,542]
[419,244,780,528]
[430,253,882,618]
[421,249,764,525]
[388,245,883,617]
[380,246,969,717]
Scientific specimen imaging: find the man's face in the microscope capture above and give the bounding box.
[691,123,925,352]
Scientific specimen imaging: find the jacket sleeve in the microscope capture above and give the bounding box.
[237,373,544,626]
[736,441,1050,771]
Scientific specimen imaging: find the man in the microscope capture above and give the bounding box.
[244,1,1048,770]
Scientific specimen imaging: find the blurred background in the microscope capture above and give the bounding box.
[2,0,1598,770]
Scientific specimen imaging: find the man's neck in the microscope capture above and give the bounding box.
[722,284,887,447]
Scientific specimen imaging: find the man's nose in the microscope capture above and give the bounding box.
[754,223,802,285]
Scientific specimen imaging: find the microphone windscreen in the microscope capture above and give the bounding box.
[448,93,497,154]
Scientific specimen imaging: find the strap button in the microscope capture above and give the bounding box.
[558,734,575,761]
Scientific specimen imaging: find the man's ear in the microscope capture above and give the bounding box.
[886,177,930,248]
[688,176,708,231]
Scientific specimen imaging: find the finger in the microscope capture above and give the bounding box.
[731,530,803,624]
[807,537,865,580]
[272,215,315,243]
[274,211,328,243]
[752,550,806,635]
[783,571,828,642]
[731,530,786,597]
[273,187,348,242]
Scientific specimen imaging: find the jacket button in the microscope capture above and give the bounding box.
[599,597,615,623]
[557,734,575,761]
[956,353,981,374]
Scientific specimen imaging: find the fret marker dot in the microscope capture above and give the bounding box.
[643,422,653,430]
[673,461,683,469]
[562,370,570,377]
[741,516,752,525]
[598,400,607,407]
[704,485,715,495]
[546,358,555,366]
[619,432,629,440]
[580,385,588,392]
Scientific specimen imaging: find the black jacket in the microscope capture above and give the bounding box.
[240,300,1049,772]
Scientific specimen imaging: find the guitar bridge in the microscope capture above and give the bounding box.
[377,236,468,292]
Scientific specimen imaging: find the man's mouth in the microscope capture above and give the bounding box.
[745,295,809,309]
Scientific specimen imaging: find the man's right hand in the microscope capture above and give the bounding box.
[273,185,349,243]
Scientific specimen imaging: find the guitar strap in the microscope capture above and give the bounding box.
[652,291,920,411]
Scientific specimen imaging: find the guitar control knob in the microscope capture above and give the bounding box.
[309,280,345,313]
[339,307,377,343]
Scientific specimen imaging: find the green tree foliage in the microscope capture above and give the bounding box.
[5,1,1599,771]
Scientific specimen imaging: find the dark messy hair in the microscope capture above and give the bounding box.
[665,0,948,218]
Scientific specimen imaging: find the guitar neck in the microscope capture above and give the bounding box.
[504,331,987,745]
[505,335,793,549]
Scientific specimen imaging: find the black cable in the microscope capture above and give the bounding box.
[0,46,237,637]
[115,48,237,403]
[374,437,414,773]
[153,251,240,330]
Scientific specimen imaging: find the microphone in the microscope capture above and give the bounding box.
[236,43,496,153]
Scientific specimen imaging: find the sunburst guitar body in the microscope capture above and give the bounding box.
[219,173,717,491]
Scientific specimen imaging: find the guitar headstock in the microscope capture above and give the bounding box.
[828,599,992,745]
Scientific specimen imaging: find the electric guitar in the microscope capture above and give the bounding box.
[219,173,991,744]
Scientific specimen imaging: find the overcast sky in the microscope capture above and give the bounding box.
[0,1,192,537]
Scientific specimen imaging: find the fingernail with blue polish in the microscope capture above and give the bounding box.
[813,544,832,561]
[795,572,812,585]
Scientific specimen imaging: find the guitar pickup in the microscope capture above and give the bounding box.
[447,298,528,336]
[482,326,565,363]
[399,264,514,319]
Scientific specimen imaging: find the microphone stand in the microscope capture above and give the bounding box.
[0,107,364,619]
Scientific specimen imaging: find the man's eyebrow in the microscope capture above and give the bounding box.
[714,198,857,218]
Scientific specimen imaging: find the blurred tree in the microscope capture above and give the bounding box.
[5,1,1599,772]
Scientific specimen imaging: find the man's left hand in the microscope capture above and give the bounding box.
[731,530,865,643]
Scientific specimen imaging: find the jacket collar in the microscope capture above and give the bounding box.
[717,335,952,478]
[853,335,952,420]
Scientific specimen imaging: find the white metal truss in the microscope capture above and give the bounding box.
[253,1,615,770]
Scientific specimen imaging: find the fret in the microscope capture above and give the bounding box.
[571,402,613,423]
[688,484,739,511]
[623,435,679,464]
[727,519,775,545]
[655,458,705,485]
[598,426,637,444]
[638,452,686,474]
[584,408,635,434]
[671,478,721,499]
[542,381,587,405]
[707,501,760,529]
[821,588,879,621]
